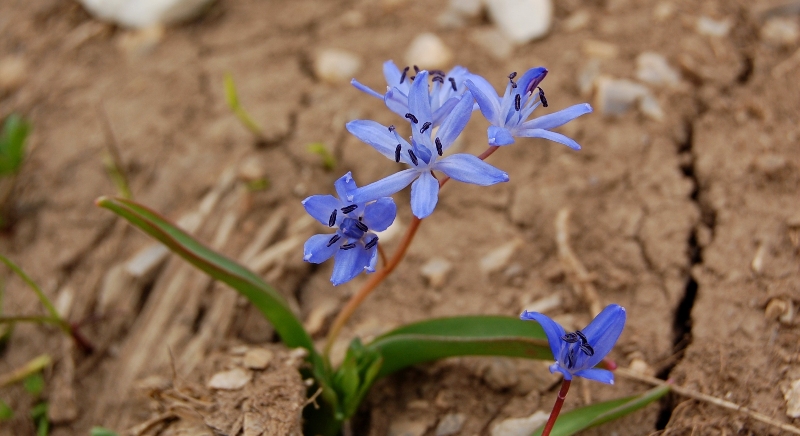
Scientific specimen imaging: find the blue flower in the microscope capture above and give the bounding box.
[351,61,473,126]
[302,172,397,286]
[465,67,593,149]
[346,70,509,219]
[520,304,626,384]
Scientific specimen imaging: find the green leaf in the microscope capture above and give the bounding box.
[0,114,31,176]
[532,385,671,436]
[332,338,384,420]
[89,426,119,436]
[306,143,336,171]
[366,316,552,378]
[23,373,45,396]
[0,400,13,421]
[223,72,240,109]
[30,402,48,436]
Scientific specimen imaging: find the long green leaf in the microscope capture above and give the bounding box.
[366,316,552,378]
[96,197,314,352]
[532,385,670,436]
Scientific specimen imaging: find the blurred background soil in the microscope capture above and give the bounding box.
[0,0,798,434]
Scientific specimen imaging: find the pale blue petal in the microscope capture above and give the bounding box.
[334,172,357,201]
[385,87,410,119]
[303,233,340,263]
[488,126,516,146]
[521,310,566,362]
[574,368,615,385]
[435,91,474,152]
[518,67,548,95]
[362,197,397,232]
[434,154,509,186]
[581,304,626,369]
[408,71,433,146]
[465,78,500,124]
[520,104,593,130]
[364,235,379,273]
[302,195,342,226]
[350,78,384,100]
[383,60,402,86]
[346,120,411,163]
[431,97,460,126]
[410,171,439,219]
[550,362,573,380]
[331,243,373,286]
[351,169,419,203]
[516,128,582,150]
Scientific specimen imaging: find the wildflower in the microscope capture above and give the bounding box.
[346,70,509,219]
[351,61,472,126]
[520,304,626,384]
[302,172,397,286]
[465,67,593,149]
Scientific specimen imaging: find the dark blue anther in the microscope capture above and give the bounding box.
[328,210,337,227]
[340,243,356,250]
[413,65,420,73]
[432,75,444,84]
[562,332,580,343]
[575,330,588,344]
[515,94,521,111]
[355,220,368,232]
[365,236,379,250]
[326,234,341,247]
[566,347,576,369]
[341,204,358,214]
[448,77,457,91]
[395,144,402,163]
[408,149,419,166]
[435,137,443,156]
[508,72,517,79]
[399,66,409,84]
[420,121,431,134]
[388,125,396,132]
[580,343,595,356]
[538,87,548,107]
[405,113,419,124]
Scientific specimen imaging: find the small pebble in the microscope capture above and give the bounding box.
[582,39,619,59]
[562,10,590,32]
[594,77,663,120]
[117,26,165,57]
[523,294,562,314]
[243,348,274,369]
[469,28,515,60]
[339,10,366,28]
[435,413,466,436]
[0,56,27,93]
[314,49,362,84]
[653,2,675,21]
[753,153,788,176]
[785,379,800,418]
[765,298,795,324]
[636,52,681,87]
[405,33,453,70]
[577,59,601,97]
[761,17,799,46]
[483,358,519,390]
[449,0,483,17]
[420,257,453,289]
[79,0,213,27]
[629,358,655,377]
[207,368,251,390]
[480,239,523,275]
[238,156,266,182]
[389,419,429,436]
[696,16,733,37]
[485,0,553,44]
[491,411,549,436]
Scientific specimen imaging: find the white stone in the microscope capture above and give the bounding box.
[562,10,590,32]
[78,0,213,28]
[485,0,553,44]
[480,239,522,275]
[207,368,251,390]
[435,413,466,436]
[761,18,800,47]
[0,56,27,93]
[405,33,453,70]
[582,39,619,59]
[469,28,514,60]
[389,419,429,436]
[785,379,800,418]
[523,294,562,314]
[449,0,483,17]
[314,49,362,84]
[594,77,663,120]
[490,411,549,436]
[696,16,733,38]
[243,348,274,370]
[420,257,453,289]
[635,52,681,87]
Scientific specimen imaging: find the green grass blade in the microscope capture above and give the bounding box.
[365,316,552,378]
[532,384,671,436]
[0,114,31,176]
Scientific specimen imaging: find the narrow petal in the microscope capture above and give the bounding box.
[382,60,402,86]
[334,172,357,201]
[302,195,342,226]
[515,128,582,150]
[410,171,439,219]
[364,236,379,273]
[351,169,419,204]
[362,198,397,232]
[436,91,474,151]
[574,368,614,384]
[581,304,626,369]
[487,126,516,146]
[431,97,460,126]
[520,310,566,361]
[385,87,410,119]
[303,233,340,264]
[330,244,372,286]
[408,71,433,147]
[520,103,593,130]
[550,362,573,380]
[518,67,548,95]
[346,120,411,163]
[350,78,384,100]
[434,154,509,186]
[465,78,500,124]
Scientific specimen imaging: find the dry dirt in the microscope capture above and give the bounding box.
[0,0,798,435]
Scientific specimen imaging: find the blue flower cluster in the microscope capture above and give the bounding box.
[303,61,592,285]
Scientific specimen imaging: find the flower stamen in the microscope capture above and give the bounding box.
[340,243,356,250]
[448,77,457,91]
[538,86,548,107]
[435,137,443,156]
[326,234,341,247]
[399,66,410,84]
[405,113,419,124]
[328,210,337,227]
[407,149,419,166]
[341,204,358,214]
[365,236,378,250]
[419,121,432,134]
[395,144,401,163]
[355,220,368,232]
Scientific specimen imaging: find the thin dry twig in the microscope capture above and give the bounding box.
[616,367,800,435]
[555,208,603,316]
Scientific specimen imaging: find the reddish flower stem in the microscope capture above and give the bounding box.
[322,145,501,357]
[542,379,572,436]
